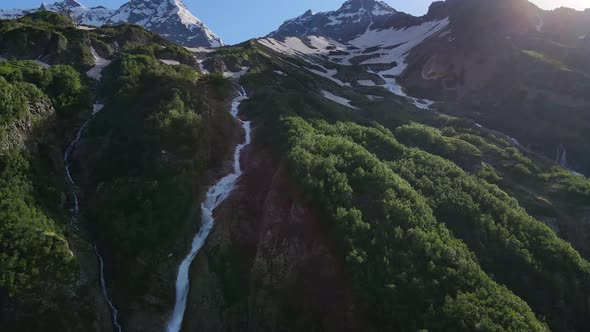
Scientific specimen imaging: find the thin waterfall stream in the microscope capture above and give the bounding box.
[63,45,122,332]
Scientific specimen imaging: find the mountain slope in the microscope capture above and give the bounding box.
[2,2,590,332]
[185,38,590,332]
[265,0,590,175]
[0,12,233,331]
[0,0,223,47]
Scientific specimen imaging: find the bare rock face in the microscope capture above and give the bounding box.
[182,140,365,332]
[1,99,54,152]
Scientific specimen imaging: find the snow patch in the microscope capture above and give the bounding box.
[348,18,449,66]
[357,80,376,86]
[369,68,433,109]
[372,3,395,16]
[259,36,347,57]
[224,67,250,79]
[92,103,104,114]
[86,46,111,80]
[274,70,287,76]
[306,66,350,87]
[76,25,96,31]
[33,58,50,68]
[366,95,384,101]
[321,90,358,109]
[197,60,209,74]
[185,47,215,53]
[159,59,181,66]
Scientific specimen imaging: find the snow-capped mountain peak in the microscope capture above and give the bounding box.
[40,0,84,10]
[269,0,398,42]
[106,0,223,47]
[337,0,397,16]
[0,0,223,48]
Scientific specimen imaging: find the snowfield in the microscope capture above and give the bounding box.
[258,18,449,110]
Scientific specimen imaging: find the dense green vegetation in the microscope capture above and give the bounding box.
[0,13,231,330]
[88,54,233,254]
[281,117,547,330]
[0,57,94,330]
[76,52,237,313]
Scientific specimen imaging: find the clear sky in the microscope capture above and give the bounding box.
[1,0,588,44]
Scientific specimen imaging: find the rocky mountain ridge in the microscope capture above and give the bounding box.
[0,0,223,47]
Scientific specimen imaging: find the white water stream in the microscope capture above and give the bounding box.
[166,86,251,332]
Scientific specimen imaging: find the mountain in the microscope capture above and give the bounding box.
[263,0,590,174]
[1,2,590,332]
[0,0,223,47]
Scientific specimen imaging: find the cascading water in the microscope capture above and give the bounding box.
[63,102,122,332]
[166,86,251,332]
[559,148,568,169]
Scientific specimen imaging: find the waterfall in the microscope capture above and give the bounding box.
[64,101,122,331]
[559,148,568,169]
[166,86,251,332]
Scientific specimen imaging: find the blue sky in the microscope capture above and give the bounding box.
[1,0,587,44]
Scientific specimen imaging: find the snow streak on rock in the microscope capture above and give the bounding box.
[159,59,181,66]
[321,90,358,109]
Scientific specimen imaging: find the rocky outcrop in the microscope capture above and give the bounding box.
[0,99,53,151]
[181,139,365,331]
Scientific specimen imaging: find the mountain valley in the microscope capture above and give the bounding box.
[0,0,590,331]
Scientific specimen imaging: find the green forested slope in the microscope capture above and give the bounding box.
[0,12,236,330]
[0,57,97,330]
[232,40,590,331]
